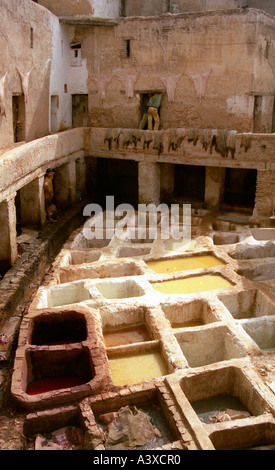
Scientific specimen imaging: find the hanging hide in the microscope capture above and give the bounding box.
[118,75,138,100]
[17,67,33,103]
[240,134,252,153]
[132,129,142,147]
[211,129,237,158]
[143,130,153,149]
[158,74,182,103]
[226,130,237,158]
[91,75,112,101]
[0,73,8,117]
[113,128,121,148]
[104,128,113,150]
[187,128,199,145]
[186,69,212,103]
[169,129,179,151]
[122,129,133,148]
[153,130,164,155]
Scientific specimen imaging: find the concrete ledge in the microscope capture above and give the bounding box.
[0,202,86,363]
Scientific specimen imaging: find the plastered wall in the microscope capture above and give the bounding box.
[0,0,53,148]
[37,0,121,18]
[79,9,275,131]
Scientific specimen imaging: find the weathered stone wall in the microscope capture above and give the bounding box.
[123,0,247,17]
[78,9,275,131]
[37,0,121,18]
[247,1,275,17]
[0,0,54,149]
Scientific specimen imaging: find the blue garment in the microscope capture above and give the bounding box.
[149,94,162,108]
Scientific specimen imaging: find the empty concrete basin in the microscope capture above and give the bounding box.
[219,290,275,319]
[174,325,247,368]
[239,316,275,351]
[209,421,275,450]
[230,241,275,260]
[164,238,197,252]
[68,230,112,249]
[117,246,151,258]
[237,261,275,282]
[180,366,269,420]
[213,232,240,245]
[160,299,220,328]
[30,311,87,345]
[25,347,94,395]
[252,228,275,241]
[94,279,146,299]
[58,260,143,284]
[40,282,91,308]
[69,251,102,265]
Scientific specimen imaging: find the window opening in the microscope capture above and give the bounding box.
[70,43,82,66]
[30,28,34,48]
[12,95,25,143]
[124,39,131,58]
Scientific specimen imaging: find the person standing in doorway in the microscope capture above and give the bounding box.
[44,168,56,222]
[147,91,163,130]
[139,93,151,129]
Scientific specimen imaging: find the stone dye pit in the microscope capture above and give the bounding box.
[9,209,275,450]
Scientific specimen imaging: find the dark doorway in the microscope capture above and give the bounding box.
[72,94,88,128]
[96,158,138,209]
[12,95,25,142]
[139,93,150,130]
[174,165,205,203]
[224,168,257,208]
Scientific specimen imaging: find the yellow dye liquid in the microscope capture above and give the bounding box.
[108,351,168,386]
[147,255,225,274]
[151,275,233,295]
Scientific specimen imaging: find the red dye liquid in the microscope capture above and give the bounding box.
[27,376,87,395]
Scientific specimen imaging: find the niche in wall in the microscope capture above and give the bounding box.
[224,168,257,208]
[174,164,205,203]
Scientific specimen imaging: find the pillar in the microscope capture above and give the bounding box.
[55,161,77,210]
[204,167,226,210]
[251,169,275,224]
[76,157,87,201]
[138,162,160,205]
[20,176,46,229]
[0,195,18,271]
[160,163,174,201]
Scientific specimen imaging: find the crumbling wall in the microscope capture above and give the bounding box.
[247,1,275,17]
[123,0,247,17]
[0,0,53,148]
[37,0,121,18]
[80,9,274,131]
[122,0,168,17]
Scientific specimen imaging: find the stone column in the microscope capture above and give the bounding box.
[251,169,275,224]
[20,176,46,229]
[76,157,87,201]
[204,167,226,210]
[160,163,174,201]
[138,161,160,205]
[0,195,18,270]
[55,161,77,210]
